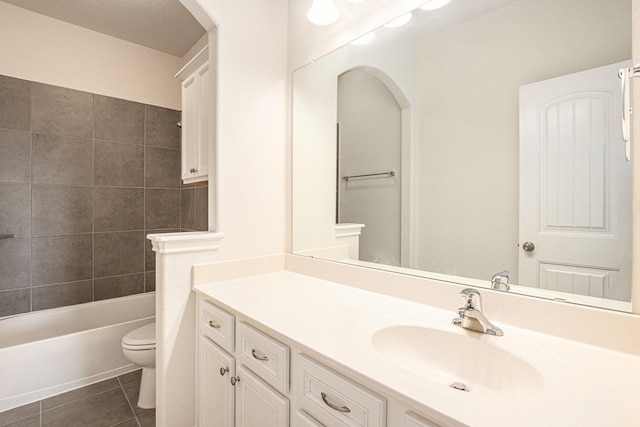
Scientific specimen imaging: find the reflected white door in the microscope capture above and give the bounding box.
[338,69,402,266]
[519,61,632,301]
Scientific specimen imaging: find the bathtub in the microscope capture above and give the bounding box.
[0,293,155,412]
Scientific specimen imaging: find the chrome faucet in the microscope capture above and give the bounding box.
[491,270,510,291]
[452,288,503,336]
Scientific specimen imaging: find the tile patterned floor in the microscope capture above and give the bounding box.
[0,370,155,427]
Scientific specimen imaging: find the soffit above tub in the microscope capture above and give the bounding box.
[0,0,205,57]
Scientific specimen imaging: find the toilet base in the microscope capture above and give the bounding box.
[137,367,156,409]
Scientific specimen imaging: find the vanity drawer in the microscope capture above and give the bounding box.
[237,322,290,394]
[297,354,386,427]
[199,299,234,353]
[404,411,441,427]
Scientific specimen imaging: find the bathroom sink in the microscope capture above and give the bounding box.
[353,311,586,400]
[371,324,545,397]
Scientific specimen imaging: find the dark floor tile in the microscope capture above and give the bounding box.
[118,369,142,386]
[41,378,120,411]
[2,414,39,427]
[121,380,145,416]
[136,409,155,427]
[0,402,39,426]
[41,388,133,427]
[110,419,138,427]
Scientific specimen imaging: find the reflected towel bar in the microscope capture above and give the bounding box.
[342,171,395,181]
[0,234,14,239]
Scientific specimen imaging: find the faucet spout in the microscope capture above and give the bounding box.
[452,288,503,336]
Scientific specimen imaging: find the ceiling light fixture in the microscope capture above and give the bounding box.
[419,0,451,11]
[384,12,412,28]
[307,0,340,25]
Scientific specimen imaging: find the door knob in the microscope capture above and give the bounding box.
[522,241,535,252]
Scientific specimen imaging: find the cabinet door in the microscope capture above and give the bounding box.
[198,337,235,427]
[195,62,210,180]
[182,73,199,181]
[235,366,289,427]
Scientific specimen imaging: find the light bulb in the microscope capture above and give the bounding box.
[419,0,451,11]
[307,0,340,26]
[384,12,412,28]
[351,32,375,46]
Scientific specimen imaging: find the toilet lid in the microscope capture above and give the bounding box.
[122,322,155,347]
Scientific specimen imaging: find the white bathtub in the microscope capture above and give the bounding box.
[0,293,155,412]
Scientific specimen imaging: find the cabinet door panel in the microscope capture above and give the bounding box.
[196,62,210,179]
[199,337,235,427]
[236,366,289,427]
[182,75,199,181]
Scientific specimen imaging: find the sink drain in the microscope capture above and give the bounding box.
[449,382,469,392]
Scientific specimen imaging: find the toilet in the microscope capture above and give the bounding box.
[121,322,156,409]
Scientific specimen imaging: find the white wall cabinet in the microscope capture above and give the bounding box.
[176,46,210,184]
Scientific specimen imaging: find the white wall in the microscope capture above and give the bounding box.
[415,0,631,282]
[180,0,289,260]
[0,2,183,109]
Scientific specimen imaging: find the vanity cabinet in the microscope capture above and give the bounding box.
[176,46,210,184]
[196,294,445,427]
[197,298,290,427]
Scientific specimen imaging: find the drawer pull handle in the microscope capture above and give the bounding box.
[219,367,229,376]
[208,320,221,329]
[230,376,240,386]
[321,392,351,413]
[251,349,269,361]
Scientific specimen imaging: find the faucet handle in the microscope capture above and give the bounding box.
[459,288,483,310]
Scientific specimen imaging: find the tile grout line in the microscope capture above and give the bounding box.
[116,375,141,427]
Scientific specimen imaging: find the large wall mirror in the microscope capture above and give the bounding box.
[292,0,633,311]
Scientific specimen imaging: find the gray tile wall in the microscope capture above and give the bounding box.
[0,75,208,317]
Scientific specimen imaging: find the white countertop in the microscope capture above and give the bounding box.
[195,270,640,427]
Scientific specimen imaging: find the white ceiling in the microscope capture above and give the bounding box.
[1,0,206,57]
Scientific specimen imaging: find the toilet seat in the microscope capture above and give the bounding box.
[122,322,156,350]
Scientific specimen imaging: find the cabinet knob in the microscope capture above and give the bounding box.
[230,376,240,386]
[190,168,197,173]
[219,367,229,376]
